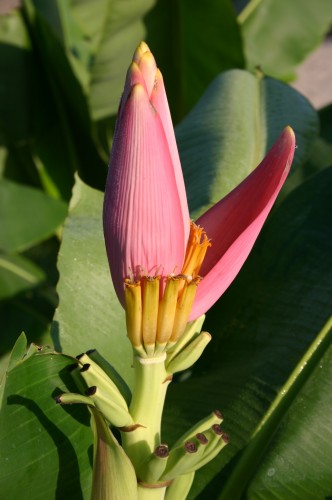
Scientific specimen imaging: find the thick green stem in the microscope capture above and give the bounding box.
[122,354,170,465]
[137,485,166,500]
[121,354,170,499]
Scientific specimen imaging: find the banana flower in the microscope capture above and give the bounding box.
[103,42,295,355]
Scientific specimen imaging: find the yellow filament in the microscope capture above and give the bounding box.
[124,280,142,347]
[123,222,211,354]
[181,222,211,278]
[156,276,181,346]
[181,223,199,273]
[141,276,160,352]
[170,277,201,343]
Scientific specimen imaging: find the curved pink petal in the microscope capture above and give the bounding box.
[136,50,157,97]
[103,83,187,306]
[190,127,296,320]
[118,62,149,120]
[131,42,190,242]
[118,44,156,120]
[150,69,190,242]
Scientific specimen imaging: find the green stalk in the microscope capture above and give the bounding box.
[122,355,170,500]
[122,355,170,464]
[137,486,167,500]
[121,354,171,499]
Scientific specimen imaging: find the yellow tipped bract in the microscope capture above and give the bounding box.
[122,222,211,356]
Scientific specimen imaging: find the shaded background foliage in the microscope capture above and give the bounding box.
[1,0,332,498]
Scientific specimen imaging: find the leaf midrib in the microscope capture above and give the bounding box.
[218,316,332,499]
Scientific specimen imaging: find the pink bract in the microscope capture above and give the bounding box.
[103,42,296,318]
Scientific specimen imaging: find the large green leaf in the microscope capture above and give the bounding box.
[161,166,332,498]
[0,336,92,499]
[0,179,67,253]
[64,0,243,156]
[69,0,110,56]
[51,176,133,386]
[0,14,42,188]
[0,297,51,379]
[176,69,318,219]
[0,8,76,198]
[146,0,245,121]
[22,0,159,171]
[0,12,32,143]
[59,0,156,121]
[0,252,45,300]
[0,237,61,379]
[86,0,156,120]
[283,104,332,201]
[22,0,107,190]
[239,0,332,80]
[67,0,243,124]
[246,339,332,499]
[26,0,90,91]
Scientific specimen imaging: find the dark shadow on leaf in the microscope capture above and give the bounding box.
[52,386,91,428]
[58,364,82,393]
[51,320,62,352]
[88,444,93,469]
[194,447,246,500]
[7,394,84,500]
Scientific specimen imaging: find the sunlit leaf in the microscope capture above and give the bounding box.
[0,348,92,498]
[0,179,67,253]
[85,0,156,120]
[0,253,44,300]
[52,176,133,386]
[239,0,332,80]
[177,70,318,218]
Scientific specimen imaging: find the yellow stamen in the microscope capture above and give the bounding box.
[142,276,160,355]
[156,275,181,347]
[123,223,211,356]
[124,280,142,348]
[169,277,201,344]
[181,222,211,279]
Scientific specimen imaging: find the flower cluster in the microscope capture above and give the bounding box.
[103,42,295,356]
